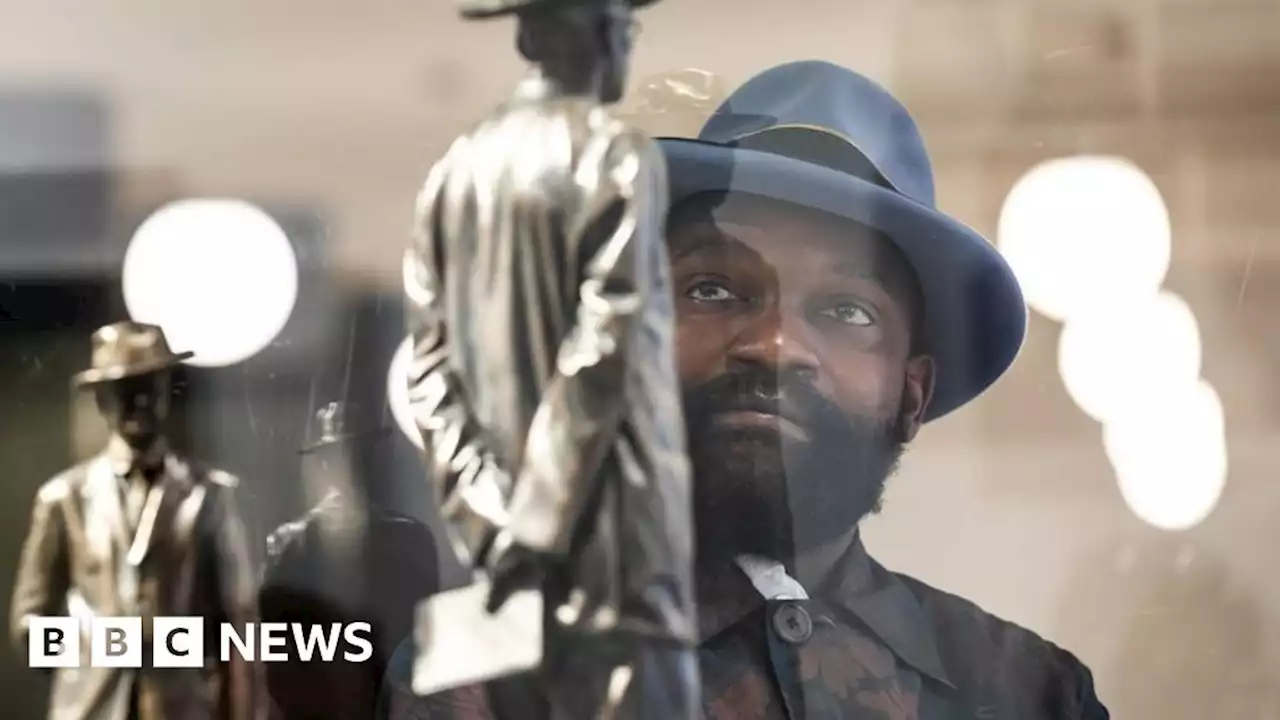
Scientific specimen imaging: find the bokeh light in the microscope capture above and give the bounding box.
[997,156,1172,323]
[388,335,423,450]
[1104,380,1228,531]
[122,199,298,367]
[1057,291,1203,424]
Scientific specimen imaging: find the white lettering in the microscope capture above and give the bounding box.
[342,622,373,662]
[259,622,289,662]
[28,616,377,666]
[220,623,255,662]
[291,623,342,662]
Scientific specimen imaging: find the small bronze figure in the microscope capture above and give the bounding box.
[403,0,699,717]
[10,321,259,720]
[260,401,439,720]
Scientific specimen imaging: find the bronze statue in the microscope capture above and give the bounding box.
[260,401,439,720]
[402,0,699,716]
[10,321,259,720]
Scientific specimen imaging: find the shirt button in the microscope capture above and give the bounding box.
[772,603,813,645]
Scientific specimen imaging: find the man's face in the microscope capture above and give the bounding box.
[95,372,171,448]
[668,192,935,568]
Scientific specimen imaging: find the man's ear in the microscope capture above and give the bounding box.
[898,354,935,442]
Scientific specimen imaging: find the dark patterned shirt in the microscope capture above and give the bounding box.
[379,540,1109,719]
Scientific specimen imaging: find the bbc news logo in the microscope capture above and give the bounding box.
[29,617,373,668]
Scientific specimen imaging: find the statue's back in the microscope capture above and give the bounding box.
[433,93,644,471]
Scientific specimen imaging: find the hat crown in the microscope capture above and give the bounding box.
[89,322,181,374]
[698,60,936,208]
[315,402,346,444]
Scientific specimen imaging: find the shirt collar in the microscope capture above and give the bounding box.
[821,536,955,689]
[697,534,954,690]
[105,434,169,478]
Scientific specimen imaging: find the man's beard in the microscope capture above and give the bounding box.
[683,368,907,571]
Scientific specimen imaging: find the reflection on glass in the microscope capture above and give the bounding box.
[123,199,299,368]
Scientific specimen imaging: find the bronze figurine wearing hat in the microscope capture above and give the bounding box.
[399,0,698,717]
[260,401,439,720]
[10,321,260,720]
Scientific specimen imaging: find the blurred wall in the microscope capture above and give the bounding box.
[0,284,115,716]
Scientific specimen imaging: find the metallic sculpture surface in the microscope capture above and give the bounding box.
[403,0,699,716]
[11,321,259,720]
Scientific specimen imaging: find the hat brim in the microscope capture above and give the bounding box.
[73,352,195,387]
[659,138,1027,422]
[460,0,657,19]
[298,427,394,455]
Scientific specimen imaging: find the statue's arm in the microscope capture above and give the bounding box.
[204,475,263,720]
[503,131,667,557]
[405,139,513,570]
[10,477,71,653]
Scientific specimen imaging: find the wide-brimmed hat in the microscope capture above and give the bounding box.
[73,321,193,387]
[460,0,658,20]
[299,401,392,455]
[659,61,1027,422]
[299,292,400,455]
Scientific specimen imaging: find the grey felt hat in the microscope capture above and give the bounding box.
[659,61,1028,421]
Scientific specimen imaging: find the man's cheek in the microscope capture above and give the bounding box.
[674,329,728,387]
[828,364,898,420]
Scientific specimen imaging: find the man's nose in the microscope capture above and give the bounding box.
[727,304,820,378]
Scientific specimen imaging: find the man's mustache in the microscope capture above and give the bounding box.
[682,369,840,434]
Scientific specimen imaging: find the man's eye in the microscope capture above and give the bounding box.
[821,303,874,326]
[686,281,736,302]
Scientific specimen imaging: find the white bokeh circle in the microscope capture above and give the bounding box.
[1057,291,1202,424]
[1104,379,1228,531]
[122,199,298,367]
[998,156,1172,323]
[388,335,423,450]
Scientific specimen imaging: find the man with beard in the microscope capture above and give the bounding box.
[383,60,1109,719]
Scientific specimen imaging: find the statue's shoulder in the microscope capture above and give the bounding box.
[264,513,313,565]
[596,110,665,162]
[609,114,659,146]
[205,468,239,488]
[594,115,667,192]
[35,461,92,505]
[174,456,240,491]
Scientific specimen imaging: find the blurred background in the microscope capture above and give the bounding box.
[2,0,1278,717]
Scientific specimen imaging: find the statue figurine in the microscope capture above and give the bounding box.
[10,321,259,720]
[260,400,440,720]
[402,0,699,717]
